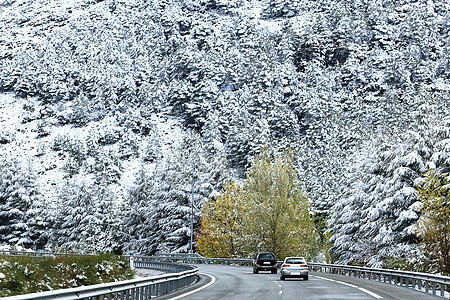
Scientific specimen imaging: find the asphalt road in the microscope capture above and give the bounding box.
[158,264,440,300]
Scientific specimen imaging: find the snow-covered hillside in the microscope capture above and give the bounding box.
[0,92,186,201]
[0,0,449,265]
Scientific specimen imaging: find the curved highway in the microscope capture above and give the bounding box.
[159,264,439,300]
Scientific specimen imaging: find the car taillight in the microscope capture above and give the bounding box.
[283,264,291,268]
[257,259,261,264]
[300,264,307,267]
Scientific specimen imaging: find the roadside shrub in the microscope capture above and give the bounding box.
[0,254,134,297]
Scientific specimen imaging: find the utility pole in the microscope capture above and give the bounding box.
[190,161,194,254]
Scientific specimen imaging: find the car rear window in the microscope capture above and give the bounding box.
[259,253,275,259]
[285,258,305,264]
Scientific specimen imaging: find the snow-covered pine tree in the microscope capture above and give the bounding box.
[151,132,228,252]
[122,164,161,255]
[51,174,119,253]
[262,0,303,18]
[0,157,42,248]
[330,93,450,267]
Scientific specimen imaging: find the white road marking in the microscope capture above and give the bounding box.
[313,275,336,282]
[279,291,283,295]
[359,287,383,299]
[338,281,358,288]
[168,272,216,300]
[312,275,383,299]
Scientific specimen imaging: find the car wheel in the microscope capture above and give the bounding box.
[280,276,285,281]
[271,268,277,274]
[254,269,259,274]
[253,268,257,274]
[303,275,308,281]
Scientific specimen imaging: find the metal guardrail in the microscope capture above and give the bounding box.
[309,263,450,299]
[152,253,204,258]
[2,260,198,300]
[0,250,95,257]
[133,255,253,266]
[0,251,250,266]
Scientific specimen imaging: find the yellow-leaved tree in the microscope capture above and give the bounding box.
[243,147,319,260]
[416,170,450,275]
[196,182,245,258]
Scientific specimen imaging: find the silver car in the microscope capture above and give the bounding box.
[280,257,308,281]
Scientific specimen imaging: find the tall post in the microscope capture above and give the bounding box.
[190,161,194,254]
[130,252,134,269]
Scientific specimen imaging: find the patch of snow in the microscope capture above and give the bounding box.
[151,113,184,156]
[134,268,165,278]
[257,19,281,34]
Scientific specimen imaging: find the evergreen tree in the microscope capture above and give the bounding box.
[330,98,450,267]
[151,132,229,252]
[122,164,160,255]
[51,175,119,253]
[262,0,303,18]
[0,157,41,248]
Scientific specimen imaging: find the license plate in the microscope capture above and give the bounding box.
[263,262,270,265]
[291,272,301,275]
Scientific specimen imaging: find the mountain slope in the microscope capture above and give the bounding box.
[0,0,449,260]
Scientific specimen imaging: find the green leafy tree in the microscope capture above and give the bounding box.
[243,147,319,260]
[416,170,450,275]
[196,182,245,258]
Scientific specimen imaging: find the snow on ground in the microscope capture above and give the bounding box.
[133,268,165,278]
[120,113,185,197]
[0,92,187,205]
[0,93,65,202]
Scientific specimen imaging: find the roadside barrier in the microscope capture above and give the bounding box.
[1,258,198,300]
[131,254,253,266]
[309,263,450,299]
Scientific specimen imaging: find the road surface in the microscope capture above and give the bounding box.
[158,264,440,300]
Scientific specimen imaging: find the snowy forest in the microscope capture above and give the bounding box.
[0,0,449,270]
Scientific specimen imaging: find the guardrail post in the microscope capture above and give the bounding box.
[432,282,437,295]
[425,280,429,294]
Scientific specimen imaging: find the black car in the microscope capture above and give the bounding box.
[253,252,277,274]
